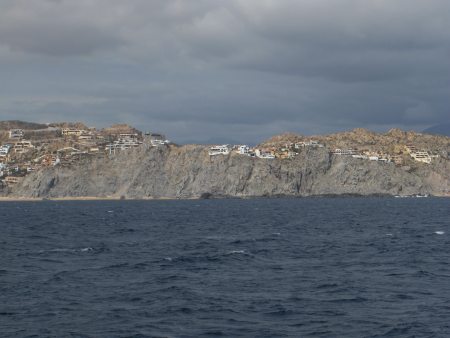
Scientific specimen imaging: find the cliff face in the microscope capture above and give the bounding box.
[10,144,450,198]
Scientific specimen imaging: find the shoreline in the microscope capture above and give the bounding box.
[0,196,181,202]
[0,194,449,202]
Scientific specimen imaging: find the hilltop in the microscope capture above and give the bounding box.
[0,120,49,130]
[260,128,450,154]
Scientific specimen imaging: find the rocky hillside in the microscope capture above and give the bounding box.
[0,120,51,142]
[261,128,450,156]
[0,120,49,131]
[8,143,450,199]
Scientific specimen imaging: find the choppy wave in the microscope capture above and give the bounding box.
[44,247,94,253]
[1,197,449,337]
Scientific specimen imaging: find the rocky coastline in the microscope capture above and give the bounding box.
[4,143,449,199]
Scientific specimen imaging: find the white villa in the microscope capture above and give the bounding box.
[0,144,11,157]
[237,145,250,155]
[410,151,432,164]
[106,135,142,154]
[331,148,356,155]
[295,140,324,148]
[404,144,437,164]
[144,133,170,146]
[209,145,230,156]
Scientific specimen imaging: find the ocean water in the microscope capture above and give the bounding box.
[1,198,450,338]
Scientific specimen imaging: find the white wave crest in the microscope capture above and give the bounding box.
[227,250,246,255]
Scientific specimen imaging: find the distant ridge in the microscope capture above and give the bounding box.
[0,120,48,130]
[423,122,450,137]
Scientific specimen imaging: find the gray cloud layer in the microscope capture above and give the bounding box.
[0,0,449,143]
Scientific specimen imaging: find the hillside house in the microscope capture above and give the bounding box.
[277,149,296,159]
[13,141,34,154]
[119,133,139,140]
[411,151,432,164]
[78,133,94,141]
[295,140,324,148]
[8,129,24,139]
[62,128,85,137]
[209,145,230,156]
[145,132,169,146]
[332,148,356,155]
[106,136,142,155]
[237,145,250,155]
[405,145,418,154]
[255,149,275,159]
[0,144,11,157]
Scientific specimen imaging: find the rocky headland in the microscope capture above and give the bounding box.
[2,126,449,199]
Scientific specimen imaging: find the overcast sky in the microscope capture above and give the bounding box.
[1,0,449,143]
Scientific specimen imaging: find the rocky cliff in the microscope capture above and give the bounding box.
[8,143,450,199]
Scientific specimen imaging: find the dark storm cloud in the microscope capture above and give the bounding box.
[0,0,449,143]
[0,23,123,57]
[0,0,125,56]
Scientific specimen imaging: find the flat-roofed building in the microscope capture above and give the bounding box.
[78,133,93,141]
[8,129,24,139]
[144,132,169,146]
[331,148,356,155]
[13,141,34,153]
[411,151,432,164]
[62,128,85,136]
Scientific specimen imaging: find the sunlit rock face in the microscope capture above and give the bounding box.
[10,139,450,198]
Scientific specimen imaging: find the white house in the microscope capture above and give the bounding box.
[238,145,250,155]
[209,145,230,156]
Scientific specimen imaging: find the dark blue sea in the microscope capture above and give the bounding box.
[1,198,450,337]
